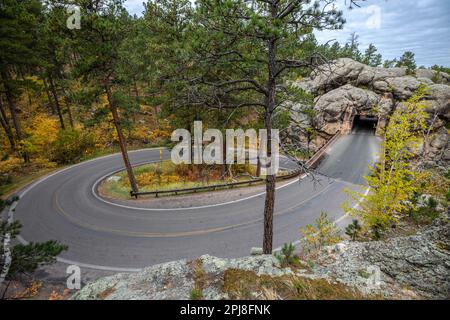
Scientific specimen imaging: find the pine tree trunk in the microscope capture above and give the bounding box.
[133,77,139,102]
[65,96,74,128]
[1,69,29,162]
[62,89,74,128]
[262,9,278,254]
[43,77,56,115]
[256,156,261,177]
[219,110,227,179]
[105,83,139,195]
[48,75,65,130]
[222,138,227,179]
[0,96,15,150]
[54,64,74,128]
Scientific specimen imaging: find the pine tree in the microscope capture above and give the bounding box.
[345,219,361,241]
[72,0,139,194]
[383,59,397,68]
[342,32,362,61]
[396,51,416,75]
[362,43,382,67]
[0,0,43,162]
[180,0,345,253]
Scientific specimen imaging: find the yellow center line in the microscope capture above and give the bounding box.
[52,181,334,238]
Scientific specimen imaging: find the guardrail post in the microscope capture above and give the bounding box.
[130,191,138,199]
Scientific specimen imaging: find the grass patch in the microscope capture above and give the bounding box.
[190,288,203,300]
[222,269,376,300]
[189,258,208,300]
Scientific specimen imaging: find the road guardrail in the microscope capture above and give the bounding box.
[130,131,340,198]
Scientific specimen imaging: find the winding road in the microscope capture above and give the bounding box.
[14,126,381,271]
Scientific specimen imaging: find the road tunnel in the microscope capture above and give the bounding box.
[351,115,378,135]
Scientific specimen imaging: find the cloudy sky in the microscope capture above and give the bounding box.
[124,0,450,67]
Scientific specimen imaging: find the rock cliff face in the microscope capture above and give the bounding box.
[285,58,449,168]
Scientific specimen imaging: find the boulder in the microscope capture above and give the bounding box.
[416,69,450,84]
[382,76,421,100]
[418,77,435,85]
[430,127,449,149]
[358,66,407,86]
[309,58,366,92]
[426,84,450,120]
[313,84,380,135]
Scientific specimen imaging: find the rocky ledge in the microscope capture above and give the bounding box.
[72,213,449,300]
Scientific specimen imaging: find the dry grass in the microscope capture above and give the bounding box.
[189,258,208,300]
[223,269,377,300]
[96,285,117,300]
[11,281,42,299]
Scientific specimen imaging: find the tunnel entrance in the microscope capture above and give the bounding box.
[351,115,378,135]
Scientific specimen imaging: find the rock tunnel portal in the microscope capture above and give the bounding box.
[351,115,378,135]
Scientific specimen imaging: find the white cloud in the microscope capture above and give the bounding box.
[315,0,450,66]
[417,0,436,9]
[125,0,145,16]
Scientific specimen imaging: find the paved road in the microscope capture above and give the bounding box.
[14,128,381,270]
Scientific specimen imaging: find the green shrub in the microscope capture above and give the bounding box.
[300,212,342,255]
[371,223,383,240]
[345,219,362,241]
[427,196,438,209]
[1,215,67,281]
[0,174,12,186]
[444,169,450,179]
[410,206,440,225]
[275,243,301,268]
[409,196,440,225]
[190,288,203,300]
[52,128,95,164]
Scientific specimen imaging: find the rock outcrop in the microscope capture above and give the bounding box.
[285,58,450,168]
[71,255,298,300]
[313,84,382,135]
[314,214,450,299]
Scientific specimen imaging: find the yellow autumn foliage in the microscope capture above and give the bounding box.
[23,115,59,156]
[135,172,156,185]
[135,171,180,186]
[0,156,22,175]
[343,85,430,233]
